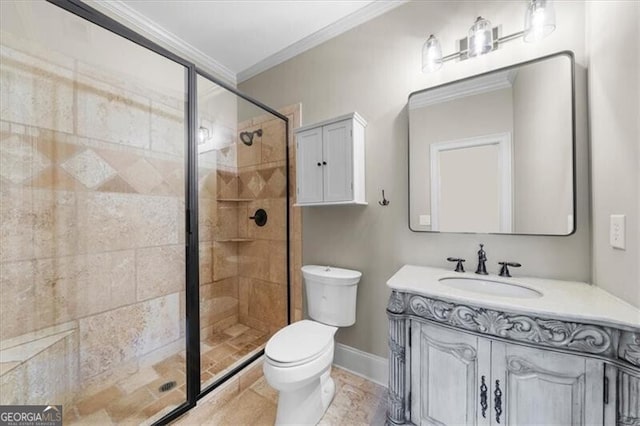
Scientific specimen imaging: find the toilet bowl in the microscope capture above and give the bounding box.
[263,265,362,425]
[264,320,337,425]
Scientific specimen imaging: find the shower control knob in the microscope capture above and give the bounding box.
[249,208,268,227]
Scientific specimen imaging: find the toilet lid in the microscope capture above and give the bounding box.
[265,320,336,364]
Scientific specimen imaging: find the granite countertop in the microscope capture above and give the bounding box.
[387,265,640,332]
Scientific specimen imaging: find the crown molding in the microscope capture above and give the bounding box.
[409,69,517,110]
[237,0,409,83]
[87,0,407,86]
[90,0,237,85]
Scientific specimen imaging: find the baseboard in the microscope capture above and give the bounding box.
[333,343,388,387]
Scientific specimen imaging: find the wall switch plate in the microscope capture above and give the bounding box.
[610,214,626,250]
[419,215,431,226]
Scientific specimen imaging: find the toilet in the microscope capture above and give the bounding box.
[263,265,362,425]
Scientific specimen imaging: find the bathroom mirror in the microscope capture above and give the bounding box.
[409,52,575,235]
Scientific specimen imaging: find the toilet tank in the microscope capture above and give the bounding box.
[302,265,362,327]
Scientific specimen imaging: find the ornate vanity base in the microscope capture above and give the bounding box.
[387,290,640,426]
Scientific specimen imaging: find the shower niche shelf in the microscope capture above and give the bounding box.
[216,198,253,202]
[215,238,255,242]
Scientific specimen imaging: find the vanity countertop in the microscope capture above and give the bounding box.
[387,265,640,331]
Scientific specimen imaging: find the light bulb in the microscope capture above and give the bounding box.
[524,0,556,43]
[422,34,443,73]
[468,16,493,57]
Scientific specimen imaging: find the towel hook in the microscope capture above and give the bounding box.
[379,189,390,206]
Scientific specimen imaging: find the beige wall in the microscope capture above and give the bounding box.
[240,1,592,357]
[587,1,640,307]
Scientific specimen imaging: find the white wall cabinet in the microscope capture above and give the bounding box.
[410,320,607,426]
[294,113,366,206]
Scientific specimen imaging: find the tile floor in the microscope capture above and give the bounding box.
[66,323,268,425]
[174,363,387,426]
[200,324,269,389]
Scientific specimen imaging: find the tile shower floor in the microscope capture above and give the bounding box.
[175,365,387,426]
[66,323,269,425]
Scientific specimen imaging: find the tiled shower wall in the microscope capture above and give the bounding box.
[236,115,289,335]
[0,38,186,403]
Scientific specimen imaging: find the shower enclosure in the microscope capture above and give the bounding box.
[0,1,289,424]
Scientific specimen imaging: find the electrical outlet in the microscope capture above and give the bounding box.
[610,214,626,250]
[419,215,431,226]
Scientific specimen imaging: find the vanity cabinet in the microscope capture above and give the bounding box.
[384,268,640,426]
[294,112,366,206]
[410,320,604,426]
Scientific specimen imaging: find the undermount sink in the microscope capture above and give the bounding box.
[439,277,543,299]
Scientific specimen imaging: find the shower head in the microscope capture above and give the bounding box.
[239,129,262,146]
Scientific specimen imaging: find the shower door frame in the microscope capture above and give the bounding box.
[42,1,291,424]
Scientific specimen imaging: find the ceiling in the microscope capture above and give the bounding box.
[117,0,389,82]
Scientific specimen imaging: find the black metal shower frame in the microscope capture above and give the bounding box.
[44,1,291,424]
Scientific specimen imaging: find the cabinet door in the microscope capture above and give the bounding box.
[491,342,604,426]
[411,321,488,426]
[296,127,323,203]
[322,120,353,202]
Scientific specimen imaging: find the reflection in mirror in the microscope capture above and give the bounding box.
[409,52,574,235]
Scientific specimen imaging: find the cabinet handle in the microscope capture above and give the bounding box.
[322,161,327,165]
[317,162,322,166]
[480,375,488,418]
[494,380,503,424]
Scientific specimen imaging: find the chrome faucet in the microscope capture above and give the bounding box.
[475,244,488,275]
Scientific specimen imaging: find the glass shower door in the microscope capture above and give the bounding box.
[196,74,289,391]
[0,1,187,423]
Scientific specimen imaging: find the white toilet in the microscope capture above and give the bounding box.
[263,265,362,425]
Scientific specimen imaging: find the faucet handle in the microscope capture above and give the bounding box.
[447,257,466,273]
[498,262,521,277]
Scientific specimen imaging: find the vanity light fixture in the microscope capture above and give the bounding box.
[524,0,556,42]
[468,16,494,58]
[422,34,443,73]
[421,0,556,73]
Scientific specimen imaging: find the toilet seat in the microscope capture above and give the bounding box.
[265,320,337,367]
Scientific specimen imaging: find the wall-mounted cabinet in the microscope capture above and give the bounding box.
[294,112,367,206]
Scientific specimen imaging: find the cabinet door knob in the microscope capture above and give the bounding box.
[322,161,327,165]
[317,162,322,167]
